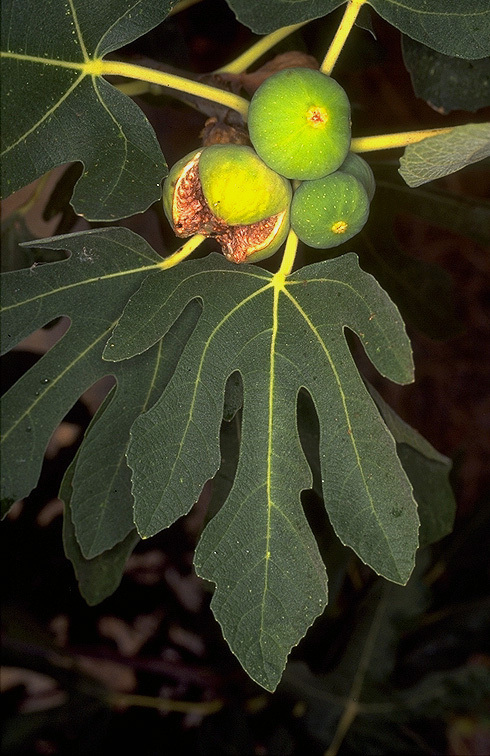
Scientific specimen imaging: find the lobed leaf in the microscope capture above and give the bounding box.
[399,123,490,187]
[0,228,164,536]
[106,251,419,690]
[1,0,170,220]
[225,1,490,59]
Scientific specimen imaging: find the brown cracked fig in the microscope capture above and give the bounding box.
[163,144,292,263]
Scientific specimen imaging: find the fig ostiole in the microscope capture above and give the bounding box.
[338,152,375,202]
[163,144,292,263]
[290,172,370,249]
[247,67,351,181]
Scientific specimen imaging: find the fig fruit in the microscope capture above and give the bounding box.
[163,144,292,263]
[338,152,375,201]
[290,172,369,249]
[247,67,351,180]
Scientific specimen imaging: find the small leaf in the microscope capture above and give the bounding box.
[1,0,170,220]
[399,123,490,187]
[402,36,490,114]
[106,252,418,690]
[61,452,139,606]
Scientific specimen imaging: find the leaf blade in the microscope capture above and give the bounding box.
[1,0,170,219]
[399,123,490,187]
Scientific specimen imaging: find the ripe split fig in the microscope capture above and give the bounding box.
[163,144,292,263]
[247,67,351,180]
[290,172,370,249]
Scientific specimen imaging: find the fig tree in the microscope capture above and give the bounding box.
[247,67,351,180]
[291,172,369,249]
[163,144,292,263]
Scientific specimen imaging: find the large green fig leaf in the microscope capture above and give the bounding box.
[0,0,171,220]
[399,123,490,187]
[105,251,419,690]
[225,1,490,59]
[0,228,199,559]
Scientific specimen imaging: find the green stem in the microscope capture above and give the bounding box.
[216,21,310,74]
[168,0,203,16]
[110,692,223,714]
[351,127,454,152]
[320,0,366,75]
[276,229,299,280]
[98,60,249,119]
[158,234,206,270]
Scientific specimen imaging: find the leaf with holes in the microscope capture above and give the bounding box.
[1,0,171,220]
[104,251,419,690]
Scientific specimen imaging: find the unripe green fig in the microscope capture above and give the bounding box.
[338,152,376,201]
[247,67,351,180]
[291,172,369,249]
[163,144,292,263]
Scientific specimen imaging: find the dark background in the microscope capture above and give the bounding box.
[2,1,489,754]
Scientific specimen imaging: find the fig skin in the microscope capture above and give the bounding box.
[338,152,376,202]
[198,144,291,225]
[162,144,292,263]
[291,172,370,249]
[248,67,351,181]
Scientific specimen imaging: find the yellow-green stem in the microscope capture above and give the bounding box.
[324,701,360,756]
[110,692,223,714]
[216,21,309,74]
[320,0,366,75]
[276,228,299,279]
[98,60,249,119]
[168,0,203,16]
[351,127,454,153]
[158,234,206,270]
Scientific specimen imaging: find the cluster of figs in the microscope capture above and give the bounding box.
[164,68,375,264]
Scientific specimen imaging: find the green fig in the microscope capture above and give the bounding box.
[291,172,369,249]
[247,67,351,180]
[163,144,292,263]
[338,152,376,201]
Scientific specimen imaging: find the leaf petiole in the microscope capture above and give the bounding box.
[168,0,203,16]
[351,127,454,153]
[98,60,250,119]
[276,228,299,280]
[320,0,367,75]
[216,21,310,74]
